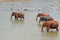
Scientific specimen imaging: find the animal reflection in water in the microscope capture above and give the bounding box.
[11,20,24,24]
[41,32,58,39]
[11,11,24,20]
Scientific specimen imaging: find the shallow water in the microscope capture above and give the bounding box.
[0,0,60,40]
[0,11,60,40]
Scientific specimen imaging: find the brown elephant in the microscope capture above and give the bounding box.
[36,13,50,21]
[39,16,53,23]
[41,20,59,32]
[11,11,24,20]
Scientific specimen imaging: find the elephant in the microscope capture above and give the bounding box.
[36,13,50,21]
[39,16,53,23]
[41,20,59,32]
[11,11,24,20]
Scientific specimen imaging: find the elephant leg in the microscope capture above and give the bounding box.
[46,27,49,32]
[56,26,59,31]
[41,26,44,32]
[39,19,41,24]
[21,16,24,20]
[23,16,24,19]
[15,15,18,20]
[39,21,40,23]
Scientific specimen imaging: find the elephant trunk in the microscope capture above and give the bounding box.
[11,12,15,20]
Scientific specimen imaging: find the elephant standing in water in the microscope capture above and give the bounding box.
[11,11,24,20]
[39,16,53,23]
[36,13,50,21]
[41,20,59,32]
